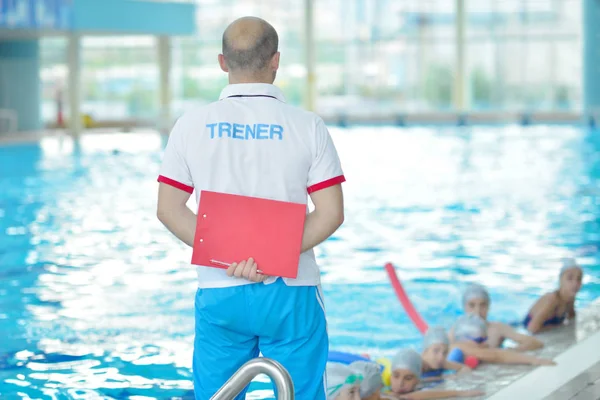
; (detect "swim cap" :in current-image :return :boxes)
[560,257,582,276]
[326,363,361,400]
[350,361,383,398]
[452,314,488,342]
[391,349,422,379]
[462,283,490,306]
[423,326,450,350]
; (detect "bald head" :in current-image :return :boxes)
[222,17,279,74]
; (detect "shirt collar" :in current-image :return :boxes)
[218,83,287,103]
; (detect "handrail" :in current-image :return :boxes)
[210,357,295,400]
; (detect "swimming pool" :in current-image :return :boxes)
[0,126,599,398]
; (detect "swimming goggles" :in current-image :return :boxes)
[327,373,363,397]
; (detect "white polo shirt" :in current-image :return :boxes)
[158,83,345,289]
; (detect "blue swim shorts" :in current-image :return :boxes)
[193,279,328,399]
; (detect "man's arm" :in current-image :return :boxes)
[224,185,343,282]
[301,184,344,252]
[156,183,196,247]
[498,323,544,351]
[157,187,267,283]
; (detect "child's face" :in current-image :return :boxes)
[336,384,361,400]
[560,268,583,299]
[464,297,489,320]
[390,368,419,394]
[422,343,449,369]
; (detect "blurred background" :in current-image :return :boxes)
[1,1,600,399]
[0,0,593,133]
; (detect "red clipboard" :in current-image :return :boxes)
[191,190,307,279]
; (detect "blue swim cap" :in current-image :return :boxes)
[452,314,488,342]
[350,361,383,398]
[423,326,450,350]
[326,363,361,400]
[391,348,422,379]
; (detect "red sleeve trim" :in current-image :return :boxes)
[307,175,346,194]
[157,175,194,194]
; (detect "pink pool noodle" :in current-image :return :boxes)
[385,262,429,334]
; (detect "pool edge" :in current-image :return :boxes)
[487,328,600,399]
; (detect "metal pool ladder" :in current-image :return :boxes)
[210,358,295,400]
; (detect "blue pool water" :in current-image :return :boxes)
[0,126,599,399]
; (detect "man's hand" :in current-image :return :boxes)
[226,258,268,283]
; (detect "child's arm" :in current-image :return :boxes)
[498,323,544,351]
[443,360,472,374]
[393,389,484,399]
[457,344,555,366]
[567,300,576,319]
[421,376,445,382]
[526,294,558,334]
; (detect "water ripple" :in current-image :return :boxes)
[0,127,599,398]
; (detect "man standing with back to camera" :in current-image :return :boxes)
[156,17,346,399]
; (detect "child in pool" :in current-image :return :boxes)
[327,362,362,400]
[421,327,471,380]
[459,283,543,351]
[450,314,556,366]
[524,258,583,334]
[350,361,384,400]
[385,349,484,399]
